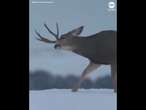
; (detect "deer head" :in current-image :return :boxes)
[35,23,84,51]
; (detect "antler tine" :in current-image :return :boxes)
[44,23,58,40]
[56,22,59,39]
[35,30,56,43]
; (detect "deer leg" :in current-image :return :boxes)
[111,64,117,93]
[72,62,101,92]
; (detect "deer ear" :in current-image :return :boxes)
[68,26,84,36]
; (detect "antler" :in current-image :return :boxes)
[35,23,60,43]
[44,23,59,40]
[35,30,56,43]
[56,22,59,38]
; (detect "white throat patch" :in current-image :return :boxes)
[61,46,75,51]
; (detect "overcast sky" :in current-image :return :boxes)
[29,0,117,78]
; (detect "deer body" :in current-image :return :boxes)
[70,31,116,65]
[35,24,117,92]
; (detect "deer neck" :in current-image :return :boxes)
[72,36,94,57]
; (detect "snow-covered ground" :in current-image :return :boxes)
[29,89,117,110]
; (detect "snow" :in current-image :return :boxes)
[29,89,117,110]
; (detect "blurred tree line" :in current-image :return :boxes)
[29,70,113,90]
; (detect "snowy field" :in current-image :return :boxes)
[29,89,117,110]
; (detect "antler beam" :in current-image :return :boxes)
[56,22,59,38]
[44,23,59,40]
[35,30,56,43]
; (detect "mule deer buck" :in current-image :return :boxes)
[35,23,117,92]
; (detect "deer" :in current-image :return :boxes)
[35,23,117,92]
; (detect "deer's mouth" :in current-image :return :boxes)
[54,44,61,49]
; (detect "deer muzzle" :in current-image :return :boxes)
[54,44,61,49]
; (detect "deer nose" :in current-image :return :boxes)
[54,44,61,49]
